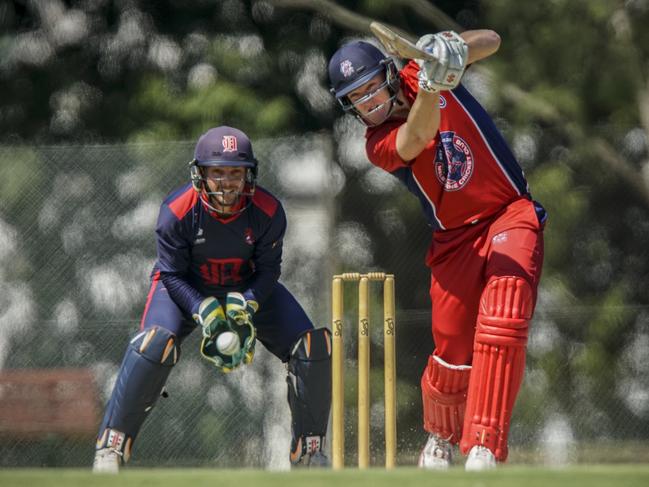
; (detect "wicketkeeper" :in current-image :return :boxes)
[93,126,331,472]
[328,29,546,470]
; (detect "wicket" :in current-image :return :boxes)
[331,272,396,469]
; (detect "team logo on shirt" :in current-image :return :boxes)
[439,95,447,108]
[194,226,205,245]
[244,228,255,245]
[434,131,474,191]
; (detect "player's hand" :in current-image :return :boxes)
[225,292,257,366]
[225,292,259,326]
[195,296,257,373]
[194,296,229,340]
[199,322,256,373]
[416,31,468,92]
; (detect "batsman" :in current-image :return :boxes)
[93,126,331,472]
[328,28,545,470]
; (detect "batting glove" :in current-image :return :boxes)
[416,31,468,92]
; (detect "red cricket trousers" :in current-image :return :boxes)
[427,197,544,365]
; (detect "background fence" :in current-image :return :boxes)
[1,134,648,469]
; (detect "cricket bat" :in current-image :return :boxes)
[370,21,438,62]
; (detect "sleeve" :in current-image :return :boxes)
[155,203,204,316]
[365,122,410,172]
[364,60,428,172]
[245,203,287,305]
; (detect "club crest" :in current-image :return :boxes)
[222,135,238,152]
[340,59,355,78]
[434,131,474,191]
[244,228,255,245]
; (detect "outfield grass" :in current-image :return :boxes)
[2,465,649,487]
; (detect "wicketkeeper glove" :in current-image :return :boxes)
[225,292,258,366]
[415,31,468,93]
[194,296,256,373]
[194,296,229,340]
[199,326,256,373]
[225,292,259,326]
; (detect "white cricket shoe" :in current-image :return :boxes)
[418,434,452,470]
[465,445,496,471]
[92,448,121,474]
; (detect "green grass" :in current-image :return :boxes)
[2,466,649,487]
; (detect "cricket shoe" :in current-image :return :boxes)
[418,433,452,470]
[291,450,330,468]
[290,436,330,468]
[92,448,121,474]
[305,451,330,467]
[465,445,496,471]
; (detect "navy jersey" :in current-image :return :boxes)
[153,183,286,316]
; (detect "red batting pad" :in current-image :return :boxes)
[460,276,533,461]
[421,355,471,444]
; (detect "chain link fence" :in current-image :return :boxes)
[1,133,648,469]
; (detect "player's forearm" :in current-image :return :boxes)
[461,29,501,64]
[247,266,281,305]
[247,245,282,305]
[160,272,204,315]
[395,90,440,161]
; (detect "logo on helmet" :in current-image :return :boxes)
[222,135,238,152]
[340,59,355,78]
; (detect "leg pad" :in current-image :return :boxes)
[421,354,471,444]
[460,276,533,461]
[96,326,180,461]
[287,328,332,464]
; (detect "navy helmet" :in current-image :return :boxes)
[193,126,258,171]
[328,41,400,124]
[190,126,257,213]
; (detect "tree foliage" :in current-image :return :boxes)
[1,0,649,459]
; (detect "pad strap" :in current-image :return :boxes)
[421,354,471,444]
[460,276,533,461]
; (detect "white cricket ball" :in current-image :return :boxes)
[216,331,241,356]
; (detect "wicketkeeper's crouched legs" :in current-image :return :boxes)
[286,328,332,466]
[460,276,533,462]
[95,326,179,468]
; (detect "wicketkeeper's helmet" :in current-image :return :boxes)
[189,126,258,213]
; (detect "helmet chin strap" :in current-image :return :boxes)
[191,165,256,216]
[200,191,249,216]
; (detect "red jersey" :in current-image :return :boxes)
[366,61,530,231]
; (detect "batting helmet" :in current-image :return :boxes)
[328,41,400,123]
